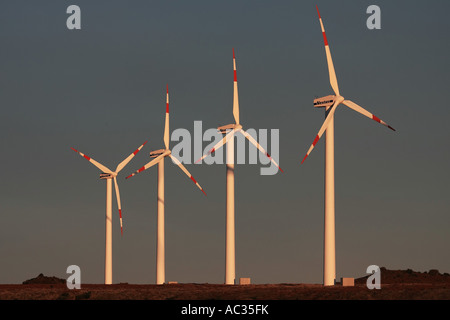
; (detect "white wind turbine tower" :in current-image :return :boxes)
[196,49,283,285]
[301,6,396,286]
[126,84,206,285]
[71,141,147,284]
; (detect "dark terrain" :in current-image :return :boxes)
[1,267,449,300]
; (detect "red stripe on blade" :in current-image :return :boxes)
[316,5,321,19]
[83,154,91,161]
[372,115,381,123]
[312,135,320,146]
[166,103,169,113]
[301,154,308,164]
[322,32,328,46]
[134,141,147,154]
[138,166,145,173]
[190,176,197,184]
[234,70,237,82]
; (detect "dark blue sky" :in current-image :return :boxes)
[1,0,449,284]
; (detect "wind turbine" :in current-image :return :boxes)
[126,84,206,285]
[301,6,396,286]
[196,49,283,285]
[71,141,147,284]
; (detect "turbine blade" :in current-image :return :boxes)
[301,102,339,164]
[238,129,284,173]
[170,154,206,196]
[232,48,240,125]
[342,100,396,131]
[115,141,148,173]
[164,84,170,149]
[195,128,236,164]
[126,153,165,179]
[316,5,340,96]
[71,148,113,174]
[113,177,123,236]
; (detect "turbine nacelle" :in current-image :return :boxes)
[99,172,117,180]
[150,149,170,158]
[217,124,242,134]
[314,95,336,108]
[313,95,345,109]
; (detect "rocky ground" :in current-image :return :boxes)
[1,282,450,300]
[0,267,449,300]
